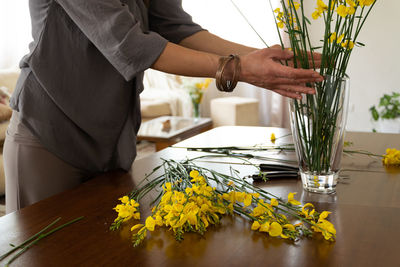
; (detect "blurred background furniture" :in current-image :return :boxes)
[0,68,18,197]
[137,116,212,151]
[210,96,259,127]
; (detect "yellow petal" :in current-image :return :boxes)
[259,222,270,232]
[319,211,331,220]
[251,221,261,231]
[270,133,276,142]
[119,196,129,204]
[190,170,199,178]
[145,216,156,231]
[283,224,295,231]
[268,222,283,237]
[131,224,144,232]
[244,194,253,207]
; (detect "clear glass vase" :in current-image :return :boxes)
[192,102,200,119]
[289,74,350,194]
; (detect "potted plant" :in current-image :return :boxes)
[370,92,400,133]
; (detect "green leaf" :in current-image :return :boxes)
[356,42,365,47]
[304,17,311,24]
[311,46,323,50]
[369,106,379,121]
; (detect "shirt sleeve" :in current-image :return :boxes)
[148,0,205,44]
[55,0,168,81]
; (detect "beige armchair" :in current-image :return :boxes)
[0,69,19,196]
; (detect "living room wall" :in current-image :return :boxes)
[302,1,400,132]
[184,0,400,132]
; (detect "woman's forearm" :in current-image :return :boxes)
[151,42,219,78]
[179,30,258,56]
[151,41,323,99]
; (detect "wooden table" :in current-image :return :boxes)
[0,126,399,267]
[137,116,212,151]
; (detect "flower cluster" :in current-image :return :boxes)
[312,0,375,20]
[130,170,232,246]
[329,32,354,50]
[110,196,140,230]
[187,78,211,105]
[111,165,336,247]
[311,0,375,52]
[274,3,299,30]
[382,148,400,166]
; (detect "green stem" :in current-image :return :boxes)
[4,217,84,267]
[0,218,62,262]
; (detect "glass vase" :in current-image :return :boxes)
[289,74,350,194]
[192,102,200,119]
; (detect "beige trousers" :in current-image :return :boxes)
[4,112,90,214]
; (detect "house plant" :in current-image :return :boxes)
[370,91,400,133]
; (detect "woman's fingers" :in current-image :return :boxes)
[274,63,323,81]
[269,77,319,85]
[265,47,294,61]
[272,89,302,99]
[272,84,315,94]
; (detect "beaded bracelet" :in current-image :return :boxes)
[215,54,241,92]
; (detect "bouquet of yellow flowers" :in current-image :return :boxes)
[186,78,212,118]
[269,0,377,193]
[111,158,336,247]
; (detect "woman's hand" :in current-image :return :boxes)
[240,45,323,99]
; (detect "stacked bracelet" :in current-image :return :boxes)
[215,54,241,92]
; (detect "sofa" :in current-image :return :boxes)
[0,69,18,196]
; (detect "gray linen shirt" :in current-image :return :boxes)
[11,0,203,172]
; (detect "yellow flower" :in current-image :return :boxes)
[382,148,400,166]
[270,133,276,143]
[341,40,354,50]
[119,196,129,204]
[185,187,193,196]
[268,222,283,237]
[259,222,270,232]
[243,193,253,207]
[163,182,172,192]
[270,198,279,207]
[145,216,156,231]
[347,6,356,15]
[346,0,356,7]
[329,32,337,43]
[287,192,301,206]
[312,10,321,20]
[227,181,235,187]
[155,215,163,226]
[235,192,246,203]
[288,0,300,10]
[195,78,212,90]
[131,224,144,232]
[190,170,200,178]
[301,203,315,219]
[251,221,261,230]
[319,211,331,220]
[311,211,336,241]
[337,5,348,17]
[317,0,328,12]
[283,224,295,231]
[337,33,345,44]
[358,0,375,7]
